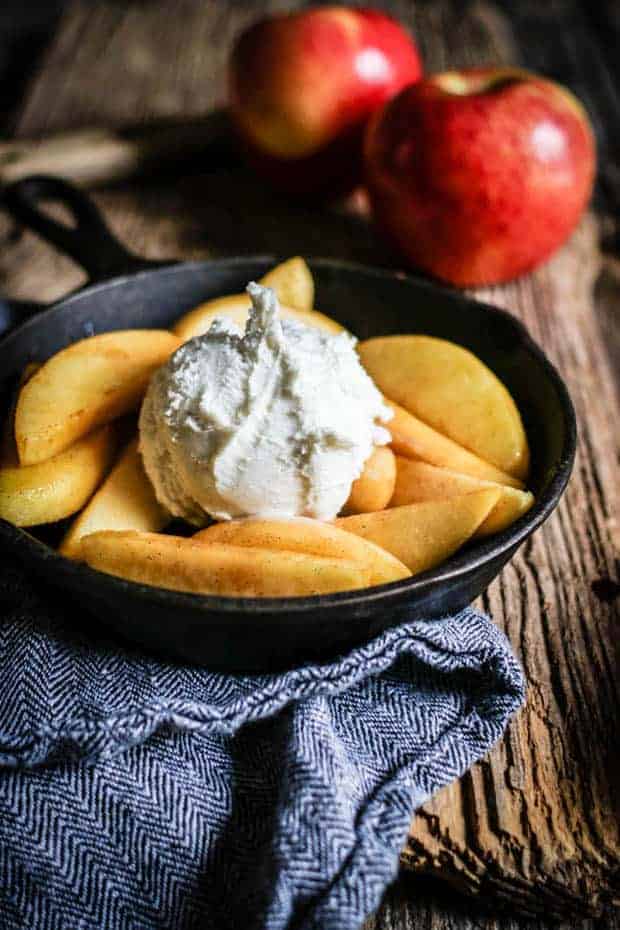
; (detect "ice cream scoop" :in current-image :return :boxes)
[139,283,392,524]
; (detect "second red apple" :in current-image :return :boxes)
[230,7,422,196]
[364,68,595,285]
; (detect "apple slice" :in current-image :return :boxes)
[0,424,116,527]
[386,401,524,490]
[173,294,343,342]
[335,488,500,574]
[342,446,396,515]
[258,257,314,311]
[391,457,534,537]
[194,516,410,585]
[358,335,529,479]
[15,329,180,466]
[81,530,374,597]
[60,438,169,560]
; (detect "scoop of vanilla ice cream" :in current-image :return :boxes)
[139,282,392,524]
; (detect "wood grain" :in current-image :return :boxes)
[402,212,619,918]
[368,877,620,930]
[0,1,618,926]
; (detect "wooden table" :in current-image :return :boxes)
[0,2,618,929]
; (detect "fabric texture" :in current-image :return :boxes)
[0,554,525,930]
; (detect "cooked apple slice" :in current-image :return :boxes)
[81,530,374,597]
[173,294,343,342]
[60,438,169,559]
[343,446,397,515]
[15,330,180,466]
[391,457,534,537]
[386,401,524,490]
[0,424,116,527]
[194,516,410,585]
[258,256,314,311]
[359,335,529,479]
[335,489,500,575]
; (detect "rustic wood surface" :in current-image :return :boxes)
[0,2,617,928]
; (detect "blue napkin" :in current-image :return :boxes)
[0,554,525,930]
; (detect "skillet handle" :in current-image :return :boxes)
[2,175,162,282]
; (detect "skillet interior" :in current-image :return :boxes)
[0,258,575,669]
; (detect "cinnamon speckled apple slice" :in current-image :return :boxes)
[335,488,501,575]
[342,446,396,515]
[258,257,314,311]
[194,516,410,585]
[359,336,529,480]
[173,256,342,342]
[0,424,116,527]
[15,330,180,466]
[391,457,534,537]
[81,530,375,597]
[386,402,524,490]
[173,294,343,342]
[60,438,169,560]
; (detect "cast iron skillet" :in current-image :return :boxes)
[0,175,576,671]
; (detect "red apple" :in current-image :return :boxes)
[229,6,422,196]
[364,68,596,285]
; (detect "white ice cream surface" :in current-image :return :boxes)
[139,283,392,524]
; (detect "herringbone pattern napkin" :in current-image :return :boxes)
[0,554,524,930]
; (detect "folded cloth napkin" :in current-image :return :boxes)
[0,554,525,930]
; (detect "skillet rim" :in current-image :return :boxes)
[0,256,577,617]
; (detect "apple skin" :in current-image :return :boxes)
[229,6,422,197]
[364,68,596,285]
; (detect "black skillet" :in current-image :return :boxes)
[0,175,576,672]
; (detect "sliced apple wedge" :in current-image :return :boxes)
[194,516,410,585]
[386,401,524,490]
[343,446,396,515]
[0,424,116,527]
[335,489,501,575]
[173,294,343,342]
[15,330,180,466]
[359,335,529,479]
[258,256,314,311]
[60,439,169,559]
[391,457,534,537]
[81,530,374,597]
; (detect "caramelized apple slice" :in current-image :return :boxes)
[0,424,116,527]
[195,516,410,585]
[335,489,500,574]
[391,457,534,537]
[258,256,314,311]
[343,446,396,515]
[173,294,343,342]
[15,330,180,465]
[386,402,524,490]
[81,530,373,597]
[358,335,529,479]
[60,439,169,559]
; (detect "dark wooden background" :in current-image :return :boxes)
[1,0,617,243]
[0,3,617,930]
